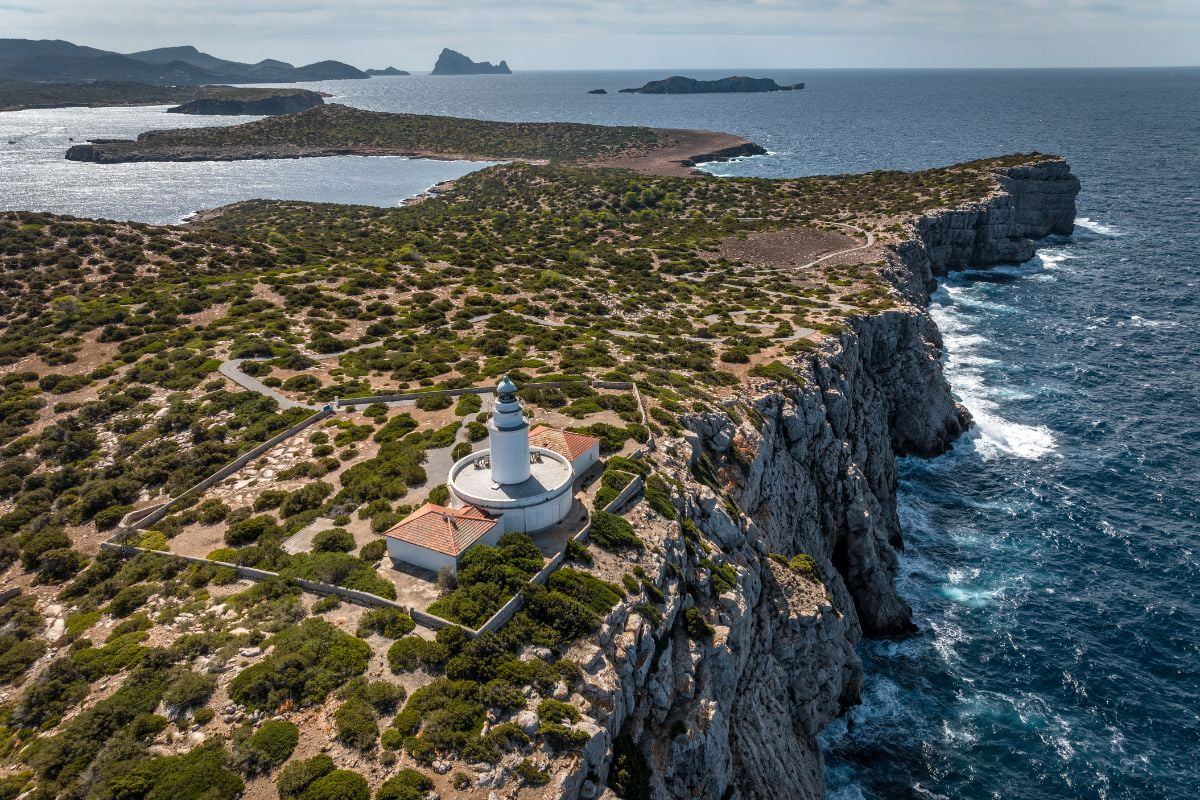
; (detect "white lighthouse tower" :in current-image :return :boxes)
[487,375,531,485]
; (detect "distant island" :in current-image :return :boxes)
[620,75,805,94]
[588,88,608,94]
[430,48,511,75]
[63,102,764,176]
[167,89,324,116]
[0,80,326,113]
[365,67,410,76]
[0,39,368,84]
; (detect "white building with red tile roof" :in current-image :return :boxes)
[382,502,501,574]
[529,425,600,474]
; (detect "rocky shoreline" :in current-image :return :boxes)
[552,159,1078,799]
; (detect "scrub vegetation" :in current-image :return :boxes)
[0,146,1053,797]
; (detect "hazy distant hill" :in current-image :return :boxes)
[0,39,368,85]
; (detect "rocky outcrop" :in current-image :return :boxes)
[166,91,324,116]
[620,76,804,94]
[430,48,511,75]
[559,159,1078,800]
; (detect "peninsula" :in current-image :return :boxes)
[167,89,325,116]
[2,92,1078,800]
[621,75,805,94]
[63,102,766,175]
[0,80,327,113]
[430,47,511,75]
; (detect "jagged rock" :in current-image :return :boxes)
[513,710,539,735]
[431,48,511,75]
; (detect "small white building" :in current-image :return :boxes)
[382,502,500,574]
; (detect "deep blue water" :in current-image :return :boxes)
[3,67,1199,799]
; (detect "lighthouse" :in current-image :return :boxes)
[487,375,531,485]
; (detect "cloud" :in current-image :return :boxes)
[0,0,1197,68]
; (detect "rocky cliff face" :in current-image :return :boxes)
[557,159,1079,800]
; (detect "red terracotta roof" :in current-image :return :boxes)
[382,503,497,557]
[529,425,600,463]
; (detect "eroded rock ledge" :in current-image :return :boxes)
[555,159,1078,800]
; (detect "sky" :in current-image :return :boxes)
[1,0,1197,70]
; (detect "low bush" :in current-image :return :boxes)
[234,719,299,772]
[358,607,416,639]
[278,754,335,800]
[312,527,355,553]
[300,769,369,800]
[334,697,378,750]
[588,511,642,550]
[376,768,433,800]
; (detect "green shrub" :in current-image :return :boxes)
[564,539,592,565]
[357,607,416,639]
[334,697,378,750]
[225,514,283,546]
[235,719,299,772]
[107,584,155,617]
[643,475,676,520]
[313,594,341,612]
[229,618,370,709]
[588,511,642,550]
[193,707,215,725]
[427,484,450,505]
[93,740,243,800]
[414,392,452,411]
[514,759,550,786]
[254,490,288,511]
[547,568,623,614]
[593,486,618,510]
[312,527,355,553]
[278,754,335,800]
[301,769,369,800]
[538,721,589,751]
[376,768,433,800]
[359,539,387,562]
[787,553,822,583]
[454,394,482,416]
[451,441,472,461]
[537,698,580,724]
[162,671,217,713]
[388,636,448,673]
[683,607,714,639]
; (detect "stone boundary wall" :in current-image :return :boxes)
[118,407,334,536]
[472,471,646,635]
[99,378,655,636]
[334,379,590,407]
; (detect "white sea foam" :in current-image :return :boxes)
[930,301,1058,461]
[1038,249,1077,270]
[1075,216,1122,236]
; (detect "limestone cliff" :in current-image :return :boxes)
[555,159,1079,800]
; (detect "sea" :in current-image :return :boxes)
[2,67,1198,799]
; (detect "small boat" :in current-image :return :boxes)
[6,140,15,145]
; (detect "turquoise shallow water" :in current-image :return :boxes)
[3,66,1198,799]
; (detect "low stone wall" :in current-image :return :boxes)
[121,407,333,537]
[471,471,644,636]
[335,379,591,407]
